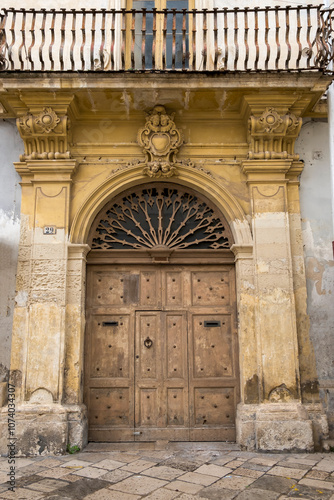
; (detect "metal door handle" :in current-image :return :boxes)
[144,337,153,349]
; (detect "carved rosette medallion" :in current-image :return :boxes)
[16,107,70,161]
[34,107,60,133]
[258,107,283,133]
[248,107,302,160]
[137,105,184,178]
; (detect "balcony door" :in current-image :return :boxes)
[126,0,190,69]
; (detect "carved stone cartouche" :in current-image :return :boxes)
[137,105,184,178]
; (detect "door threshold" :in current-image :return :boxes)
[84,441,241,452]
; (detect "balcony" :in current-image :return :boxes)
[0,6,333,73]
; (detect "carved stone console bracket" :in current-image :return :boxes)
[136,105,188,178]
[17,107,71,161]
[248,107,302,160]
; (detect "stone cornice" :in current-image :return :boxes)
[241,159,294,183]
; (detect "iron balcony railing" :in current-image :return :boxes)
[0,6,333,73]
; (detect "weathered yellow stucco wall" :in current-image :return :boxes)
[0,72,331,454]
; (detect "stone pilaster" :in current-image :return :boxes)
[230,244,257,405]
[235,103,327,451]
[0,96,87,455]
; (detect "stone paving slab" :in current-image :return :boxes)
[267,465,307,480]
[165,480,204,494]
[0,444,334,499]
[99,469,134,483]
[108,475,168,495]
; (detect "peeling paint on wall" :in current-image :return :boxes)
[0,119,24,389]
[0,210,20,382]
[296,119,334,438]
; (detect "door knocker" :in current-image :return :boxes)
[144,337,153,349]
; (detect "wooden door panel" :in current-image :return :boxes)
[89,387,132,427]
[166,313,186,379]
[191,314,233,379]
[167,388,187,426]
[90,315,131,379]
[86,313,135,442]
[136,312,160,380]
[135,312,162,431]
[138,388,159,426]
[190,387,237,442]
[191,270,231,306]
[164,312,189,431]
[89,268,161,308]
[140,270,161,307]
[92,271,140,306]
[193,387,235,426]
[165,271,183,307]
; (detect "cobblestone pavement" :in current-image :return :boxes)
[1,442,334,499]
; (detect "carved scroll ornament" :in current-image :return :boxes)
[16,107,71,161]
[248,107,302,160]
[137,105,185,178]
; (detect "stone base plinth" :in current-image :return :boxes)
[237,402,328,452]
[0,403,87,456]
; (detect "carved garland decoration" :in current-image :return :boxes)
[90,186,231,251]
[137,105,187,178]
[16,107,70,161]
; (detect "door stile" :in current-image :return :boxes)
[134,310,163,440]
[163,310,190,441]
[134,309,190,441]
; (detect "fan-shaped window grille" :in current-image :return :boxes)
[89,185,232,251]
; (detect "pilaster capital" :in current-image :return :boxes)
[67,243,91,260]
[230,244,253,261]
[16,107,72,162]
[247,107,302,161]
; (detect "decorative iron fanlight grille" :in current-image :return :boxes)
[90,186,231,250]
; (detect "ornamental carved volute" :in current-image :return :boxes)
[137,105,184,178]
[16,107,71,161]
[248,107,302,160]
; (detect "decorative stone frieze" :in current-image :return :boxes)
[137,105,184,178]
[248,107,302,160]
[16,107,71,161]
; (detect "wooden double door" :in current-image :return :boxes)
[85,264,239,442]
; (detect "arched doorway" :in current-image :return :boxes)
[84,183,239,442]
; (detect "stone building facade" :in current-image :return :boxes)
[0,1,333,455]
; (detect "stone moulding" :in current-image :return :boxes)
[248,107,302,160]
[70,161,251,246]
[137,105,187,178]
[16,107,71,161]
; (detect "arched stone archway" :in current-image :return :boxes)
[65,166,254,446]
[83,181,243,442]
[70,163,252,247]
